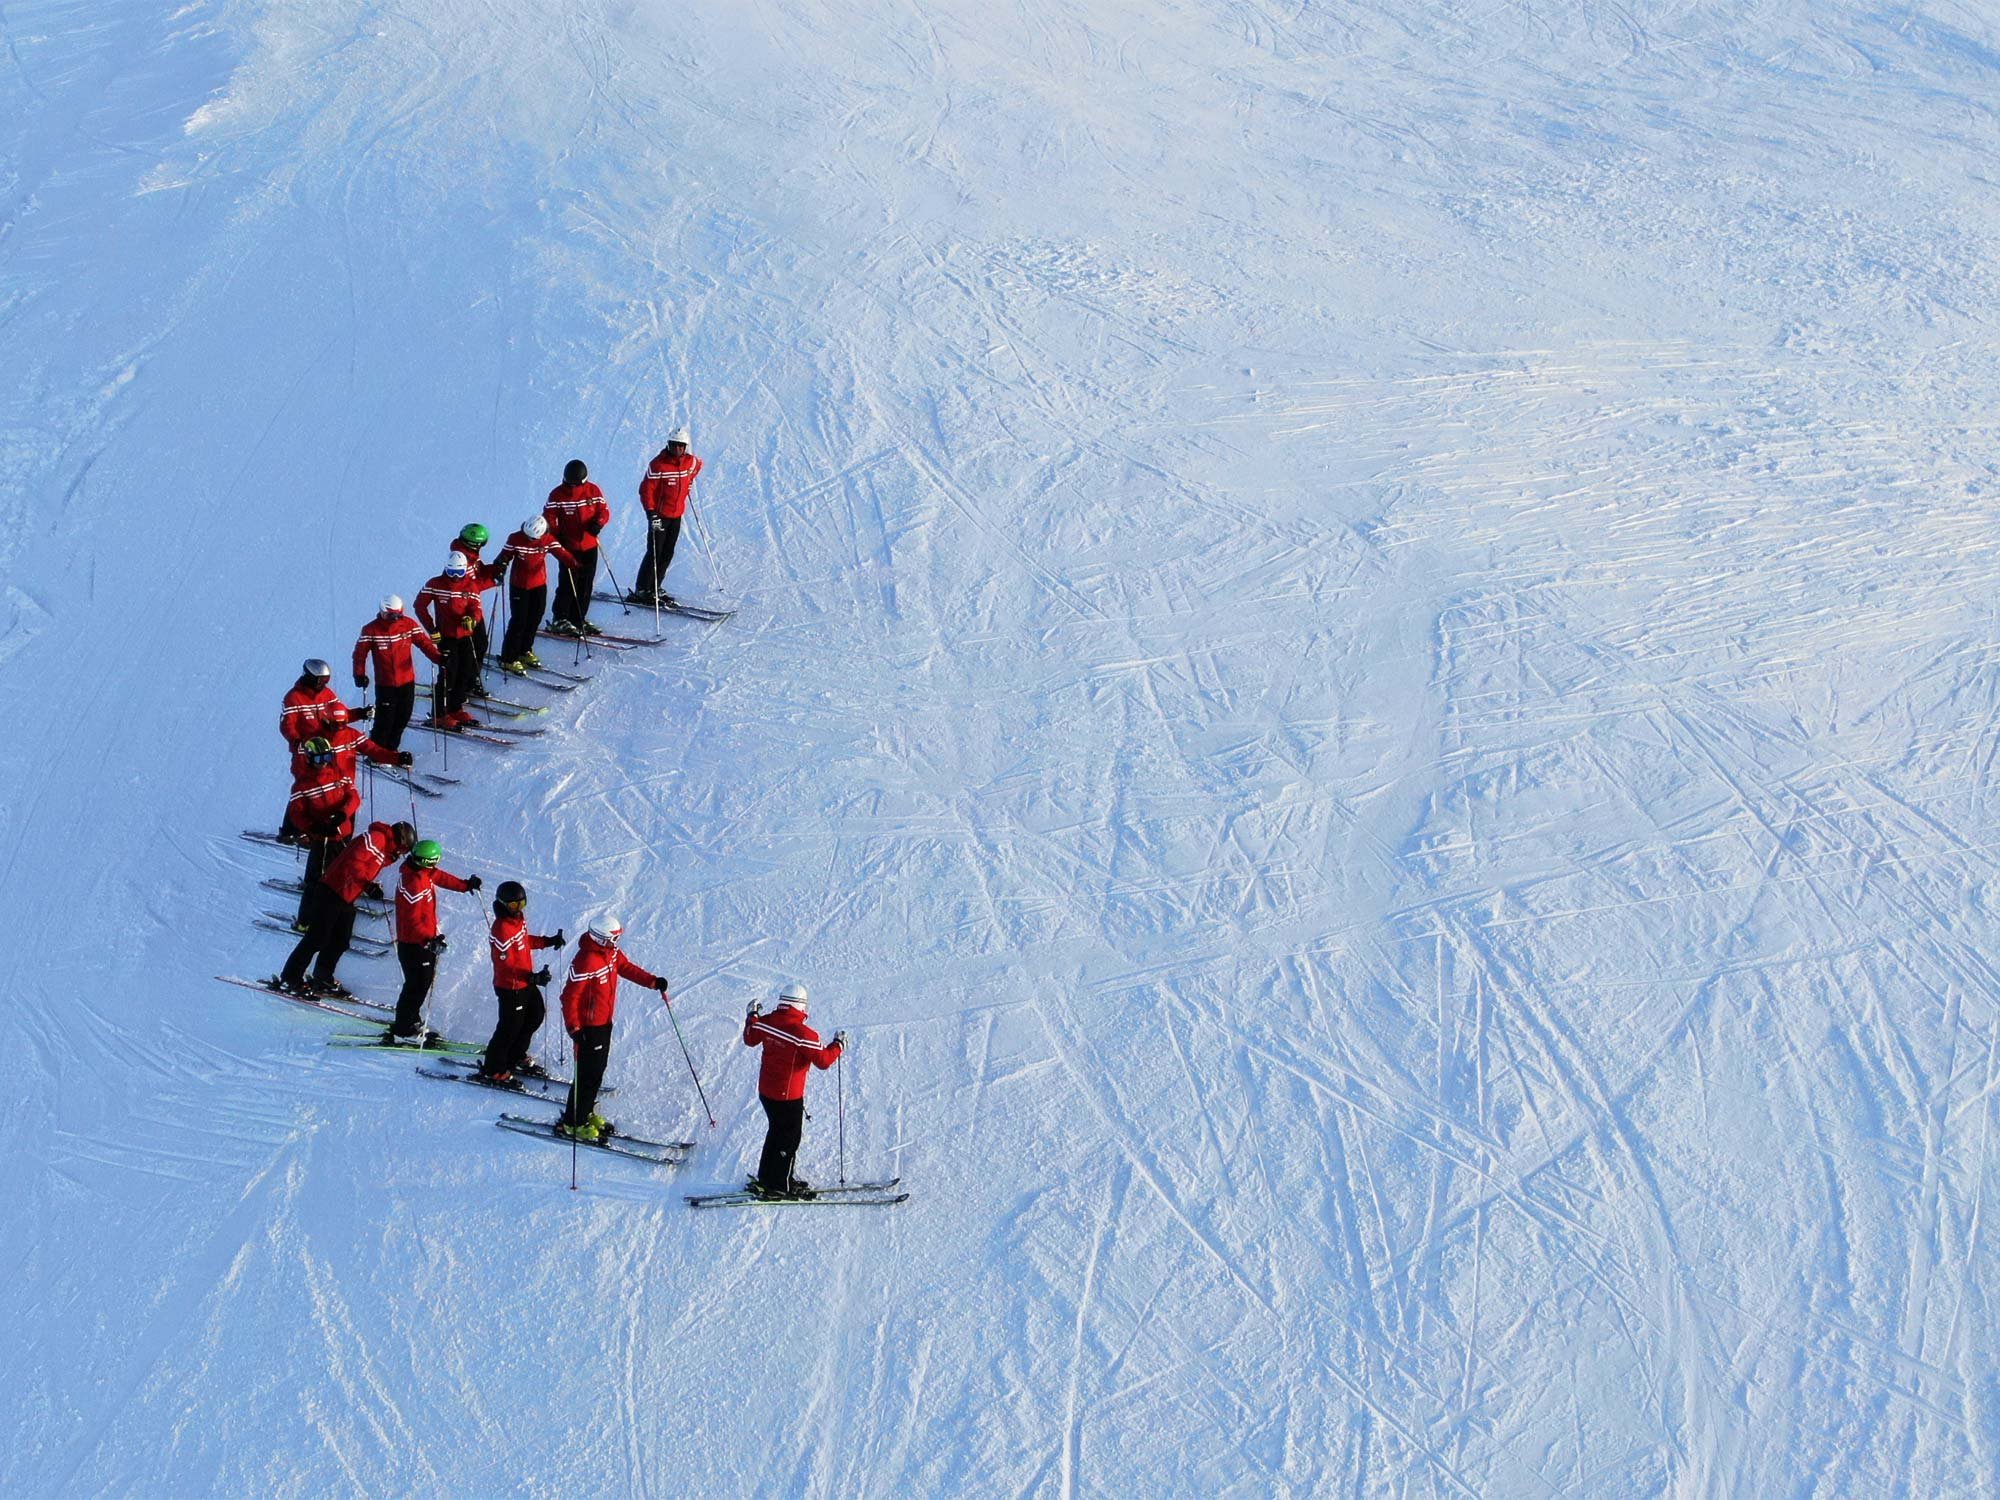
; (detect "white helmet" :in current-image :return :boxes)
[668,426,691,446]
[777,982,808,1009]
[588,915,624,945]
[525,515,549,539]
[379,593,404,614]
[444,551,469,577]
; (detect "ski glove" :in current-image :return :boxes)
[531,966,552,985]
[352,705,374,721]
[364,882,386,901]
[746,1000,762,1019]
[832,1031,848,1047]
[584,517,604,536]
[355,672,369,689]
[551,929,565,946]
[395,752,415,767]
[654,976,671,992]
[465,875,483,892]
[426,936,447,955]
[650,514,665,532]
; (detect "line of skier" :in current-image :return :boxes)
[263,435,846,1198]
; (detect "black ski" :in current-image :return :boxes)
[594,590,735,622]
[420,720,517,748]
[539,628,637,652]
[374,769,445,798]
[255,914,392,954]
[258,877,388,914]
[468,690,549,716]
[490,653,592,686]
[328,1028,482,1055]
[415,1064,576,1104]
[686,1179,907,1209]
[494,1113,693,1164]
[216,974,392,1021]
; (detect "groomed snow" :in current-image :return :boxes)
[7,1,2000,1493]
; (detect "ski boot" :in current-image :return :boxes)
[785,1178,816,1201]
[556,1118,602,1143]
[307,977,355,999]
[498,658,529,677]
[579,620,604,636]
[522,650,543,667]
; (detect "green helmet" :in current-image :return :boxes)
[459,523,489,548]
[301,736,333,763]
[411,839,442,867]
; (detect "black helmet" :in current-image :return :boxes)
[302,736,333,766]
[495,880,527,909]
[562,459,588,485]
[390,820,417,852]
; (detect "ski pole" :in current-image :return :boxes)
[837,1045,847,1186]
[598,545,632,615]
[567,1024,580,1191]
[687,497,722,591]
[662,994,716,1128]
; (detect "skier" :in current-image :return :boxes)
[493,515,575,673]
[352,595,442,752]
[387,838,482,1043]
[479,880,564,1082]
[278,819,417,996]
[544,459,610,636]
[280,736,359,926]
[630,426,701,603]
[415,552,487,728]
[742,984,845,1199]
[279,658,346,748]
[446,523,497,695]
[556,915,671,1141]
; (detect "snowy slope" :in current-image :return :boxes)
[8,0,2000,1493]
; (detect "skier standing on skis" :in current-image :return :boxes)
[353,595,442,752]
[630,427,700,604]
[544,459,610,636]
[493,515,575,673]
[557,915,670,1141]
[743,984,844,1199]
[415,552,486,728]
[282,709,408,925]
[389,838,482,1044]
[445,523,498,695]
[479,880,564,1082]
[279,819,416,997]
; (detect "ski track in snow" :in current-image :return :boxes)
[6,0,2000,1493]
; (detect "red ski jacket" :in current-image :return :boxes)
[744,1006,841,1102]
[489,913,563,989]
[495,527,577,592]
[639,451,702,520]
[395,861,473,944]
[415,572,484,639]
[291,724,400,781]
[353,613,443,688]
[544,481,609,554]
[280,681,341,747]
[324,822,403,905]
[559,934,659,1031]
[284,760,359,840]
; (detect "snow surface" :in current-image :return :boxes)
[8,0,2000,1493]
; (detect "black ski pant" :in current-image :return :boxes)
[392,940,439,1036]
[633,516,681,595]
[483,981,545,1076]
[295,836,335,926]
[372,682,417,752]
[563,1023,613,1126]
[756,1095,807,1191]
[500,584,545,663]
[282,886,357,988]
[433,635,477,717]
[551,551,599,629]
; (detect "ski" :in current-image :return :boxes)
[491,653,592,686]
[419,720,517,748]
[374,769,445,798]
[594,590,735,623]
[258,877,389,914]
[241,829,303,850]
[463,718,546,739]
[415,1064,573,1104]
[215,974,392,1021]
[467,690,549,716]
[539,628,636,652]
[685,1180,908,1209]
[494,1113,693,1164]
[328,1028,482,1055]
[426,1055,600,1091]
[255,915,392,955]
